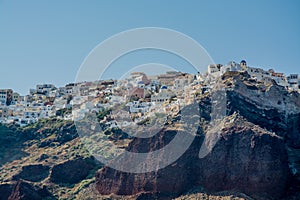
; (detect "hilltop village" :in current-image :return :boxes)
[0,60,299,127]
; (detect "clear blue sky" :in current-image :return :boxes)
[0,0,299,95]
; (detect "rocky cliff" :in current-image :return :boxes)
[224,71,300,148]
[96,114,289,199]
[95,72,300,200]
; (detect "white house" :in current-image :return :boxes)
[0,89,13,106]
[126,101,153,113]
[126,72,150,87]
[151,90,174,103]
[246,66,270,81]
[221,61,243,74]
[287,74,299,91]
[173,77,189,90]
[36,84,56,96]
[287,74,299,84]
[208,64,221,74]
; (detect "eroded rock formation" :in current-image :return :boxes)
[95,72,299,199]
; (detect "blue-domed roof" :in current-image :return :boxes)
[137,81,144,84]
[240,60,247,64]
[160,85,168,89]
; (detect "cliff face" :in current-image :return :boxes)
[96,114,290,199]
[224,71,300,148]
[95,72,299,199]
[196,119,289,198]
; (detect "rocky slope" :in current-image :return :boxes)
[95,72,300,200]
[0,119,102,200]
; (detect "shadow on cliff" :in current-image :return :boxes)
[0,125,29,167]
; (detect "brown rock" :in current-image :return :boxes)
[12,164,50,182]
[95,115,289,199]
[50,157,96,184]
[7,181,52,200]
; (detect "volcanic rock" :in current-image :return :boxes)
[50,157,96,184]
[96,114,289,199]
[6,181,52,200]
[12,164,50,182]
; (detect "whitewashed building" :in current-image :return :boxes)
[208,64,221,74]
[287,74,299,91]
[221,61,243,74]
[151,90,174,103]
[246,67,270,81]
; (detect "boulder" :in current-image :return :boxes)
[7,181,52,200]
[12,164,50,182]
[50,157,96,185]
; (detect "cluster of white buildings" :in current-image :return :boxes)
[0,81,111,126]
[1,61,299,127]
[0,99,55,126]
[208,60,300,91]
